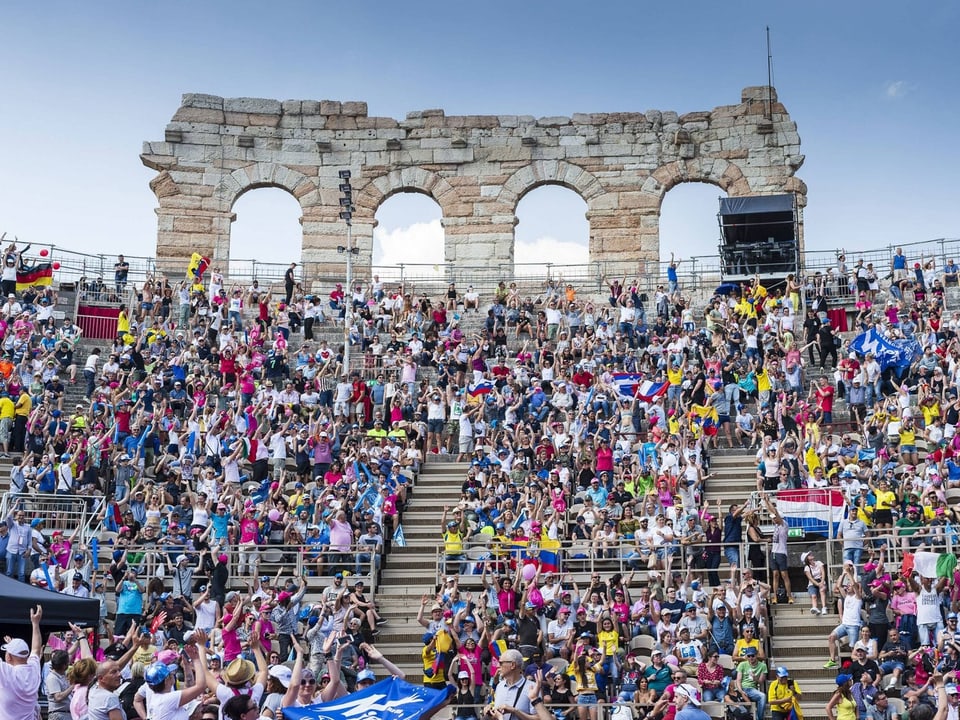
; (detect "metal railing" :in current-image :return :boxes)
[0,492,105,539]
[92,539,380,593]
[435,537,750,586]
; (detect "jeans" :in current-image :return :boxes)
[843,547,864,566]
[5,551,26,582]
[743,687,766,719]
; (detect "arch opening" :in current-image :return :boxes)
[372,191,444,282]
[229,186,303,277]
[514,184,589,276]
[658,181,725,265]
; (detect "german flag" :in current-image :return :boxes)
[16,261,53,290]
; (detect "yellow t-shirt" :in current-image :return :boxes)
[922,403,941,426]
[756,369,771,393]
[733,638,761,659]
[14,393,31,417]
[667,366,683,386]
[443,530,463,556]
[875,489,895,511]
[899,428,916,446]
[0,396,15,420]
[597,629,620,657]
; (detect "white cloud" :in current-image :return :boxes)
[515,235,589,275]
[885,80,909,99]
[373,219,445,276]
[373,223,590,279]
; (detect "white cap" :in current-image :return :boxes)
[2,638,29,658]
[175,554,188,565]
[675,684,700,706]
[268,664,293,685]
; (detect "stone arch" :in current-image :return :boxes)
[356,166,460,219]
[498,160,606,208]
[217,163,320,212]
[642,158,752,204]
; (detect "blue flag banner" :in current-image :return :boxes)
[393,524,406,548]
[283,677,452,720]
[848,329,902,370]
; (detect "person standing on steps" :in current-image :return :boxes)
[825,573,864,669]
[284,263,297,305]
[762,492,793,604]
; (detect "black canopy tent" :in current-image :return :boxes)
[718,193,798,278]
[0,573,100,640]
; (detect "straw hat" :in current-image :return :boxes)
[224,658,256,685]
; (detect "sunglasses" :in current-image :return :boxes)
[302,679,317,685]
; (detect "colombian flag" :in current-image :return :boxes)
[186,253,210,287]
[690,404,719,436]
[508,538,561,574]
[17,261,53,290]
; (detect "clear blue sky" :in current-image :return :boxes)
[1,1,958,271]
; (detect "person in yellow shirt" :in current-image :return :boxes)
[898,417,919,467]
[768,666,803,720]
[0,392,15,457]
[12,388,31,453]
[421,632,447,689]
[868,478,898,529]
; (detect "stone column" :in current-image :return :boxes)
[442,217,515,284]
[301,208,373,291]
[587,189,660,276]
[155,207,235,277]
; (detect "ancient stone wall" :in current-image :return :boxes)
[142,86,805,277]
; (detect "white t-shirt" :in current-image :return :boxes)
[918,586,941,625]
[146,689,191,720]
[0,653,40,720]
[841,594,864,627]
[215,683,264,719]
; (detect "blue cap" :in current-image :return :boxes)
[835,674,852,686]
[357,669,376,683]
[684,603,697,611]
[145,662,174,685]
[776,666,790,678]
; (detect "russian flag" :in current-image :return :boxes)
[468,380,494,396]
[774,488,846,536]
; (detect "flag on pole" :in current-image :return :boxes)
[16,260,53,290]
[774,488,846,536]
[635,379,669,401]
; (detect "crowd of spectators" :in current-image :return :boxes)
[0,243,959,720]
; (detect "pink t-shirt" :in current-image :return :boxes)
[222,613,242,661]
[240,518,260,545]
[329,520,353,552]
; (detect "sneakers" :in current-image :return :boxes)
[788,597,795,604]
[824,660,839,669]
[885,680,897,691]
[376,618,388,626]
[810,607,819,615]
[770,597,778,605]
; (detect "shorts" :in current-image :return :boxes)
[873,509,893,525]
[717,414,731,426]
[900,444,916,454]
[427,418,444,434]
[832,623,861,646]
[577,693,599,706]
[724,547,741,566]
[459,437,475,454]
[772,553,789,571]
[0,417,11,444]
[807,584,822,596]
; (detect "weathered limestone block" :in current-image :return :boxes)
[146,88,806,271]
